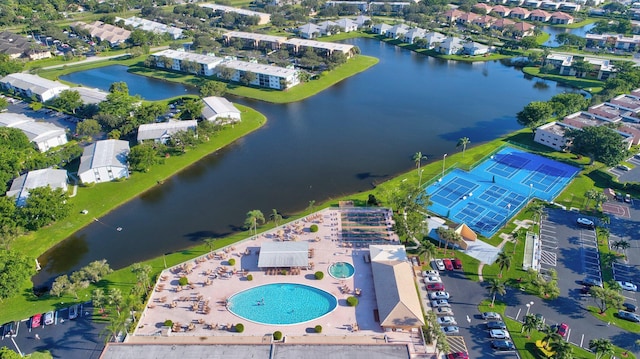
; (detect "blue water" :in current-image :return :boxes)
[329,262,355,279]
[227,283,338,325]
[542,23,596,47]
[426,147,579,237]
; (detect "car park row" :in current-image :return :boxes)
[2,305,82,339]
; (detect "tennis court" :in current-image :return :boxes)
[426,147,579,237]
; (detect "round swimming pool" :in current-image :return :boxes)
[329,261,355,279]
[227,283,337,325]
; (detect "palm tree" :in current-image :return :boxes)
[487,278,506,307]
[589,338,614,359]
[528,201,545,226]
[495,251,512,277]
[540,325,561,349]
[131,263,152,290]
[416,241,437,265]
[521,314,539,337]
[594,192,609,211]
[613,239,630,257]
[600,215,610,228]
[457,137,471,157]
[92,288,107,313]
[244,210,265,236]
[204,238,217,252]
[108,288,123,315]
[270,209,283,226]
[511,229,523,255]
[307,200,316,212]
[550,339,573,359]
[584,189,598,209]
[413,152,428,187]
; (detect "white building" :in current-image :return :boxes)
[199,4,271,25]
[0,73,69,102]
[533,121,575,150]
[78,139,130,184]
[119,17,184,40]
[6,168,68,206]
[219,60,300,90]
[151,50,224,76]
[0,113,67,152]
[201,97,242,124]
[137,120,198,144]
[74,87,109,105]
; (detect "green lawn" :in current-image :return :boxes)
[536,32,551,46]
[551,17,597,29]
[522,67,604,93]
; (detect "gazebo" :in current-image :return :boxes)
[257,242,309,270]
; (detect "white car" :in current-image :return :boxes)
[441,325,459,334]
[482,312,502,321]
[435,307,453,316]
[422,270,440,277]
[429,291,450,300]
[437,316,457,326]
[617,281,638,291]
[489,329,510,339]
[431,299,450,308]
[576,217,595,229]
[433,259,445,271]
[423,276,442,284]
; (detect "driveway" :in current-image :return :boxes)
[616,155,640,183]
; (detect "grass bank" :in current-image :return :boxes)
[522,67,605,93]
[12,105,266,257]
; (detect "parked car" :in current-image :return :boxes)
[492,340,516,351]
[617,165,631,171]
[427,283,445,291]
[489,329,510,339]
[482,312,502,321]
[423,276,442,284]
[581,277,603,287]
[431,299,451,308]
[422,270,439,277]
[1,323,11,337]
[486,321,507,330]
[556,323,569,337]
[433,259,445,271]
[623,303,637,312]
[436,307,454,315]
[437,316,457,326]
[446,352,469,359]
[617,281,638,291]
[625,194,632,203]
[442,326,459,335]
[443,258,454,271]
[580,286,592,294]
[31,314,42,329]
[576,217,595,229]
[44,311,54,326]
[452,258,462,269]
[429,291,450,300]
[617,310,640,323]
[69,305,79,320]
[616,192,624,202]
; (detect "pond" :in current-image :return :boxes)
[542,23,596,47]
[60,65,199,100]
[34,37,576,287]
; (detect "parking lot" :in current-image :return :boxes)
[2,303,106,359]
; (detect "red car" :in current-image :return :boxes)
[447,352,469,359]
[556,323,569,337]
[453,258,463,269]
[31,314,42,329]
[443,258,454,271]
[427,282,445,291]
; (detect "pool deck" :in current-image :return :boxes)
[132,208,431,355]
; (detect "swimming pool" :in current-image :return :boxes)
[329,262,355,279]
[227,283,338,325]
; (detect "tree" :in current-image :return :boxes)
[593,192,609,210]
[519,36,538,49]
[131,263,152,290]
[108,288,124,315]
[541,325,561,349]
[550,339,573,359]
[589,338,614,359]
[487,278,506,307]
[0,346,21,359]
[179,99,204,120]
[199,80,227,97]
[76,119,102,137]
[239,71,257,86]
[549,93,589,117]
[589,286,624,313]
[416,240,437,265]
[413,151,428,187]
[457,137,470,157]
[204,238,217,253]
[128,142,160,172]
[82,259,112,283]
[521,314,540,337]
[516,101,553,132]
[244,210,265,235]
[18,187,70,231]
[566,126,628,166]
[270,209,283,226]
[52,89,82,114]
[50,274,71,297]
[612,239,630,256]
[216,65,235,81]
[584,189,598,209]
[92,288,107,313]
[495,251,512,277]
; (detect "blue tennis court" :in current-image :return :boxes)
[426,147,579,238]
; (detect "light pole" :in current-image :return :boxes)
[529,183,534,201]
[442,153,447,179]
[525,301,534,316]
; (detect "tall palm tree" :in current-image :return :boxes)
[613,239,630,257]
[540,325,561,349]
[92,288,107,313]
[413,152,428,187]
[589,338,614,359]
[594,192,609,211]
[416,241,437,265]
[457,137,471,157]
[521,314,540,337]
[528,201,545,225]
[108,288,123,315]
[204,238,217,253]
[270,209,283,226]
[487,278,506,307]
[511,229,523,255]
[600,215,610,228]
[550,339,573,359]
[584,189,598,209]
[244,210,265,236]
[495,251,512,277]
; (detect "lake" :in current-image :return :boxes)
[60,65,199,100]
[34,37,574,286]
[542,23,596,47]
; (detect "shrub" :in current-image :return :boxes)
[310,224,319,232]
[164,320,173,327]
[235,323,244,333]
[347,296,359,307]
[247,274,253,281]
[178,276,189,286]
[273,331,283,340]
[228,258,236,266]
[314,325,322,333]
[315,271,324,280]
